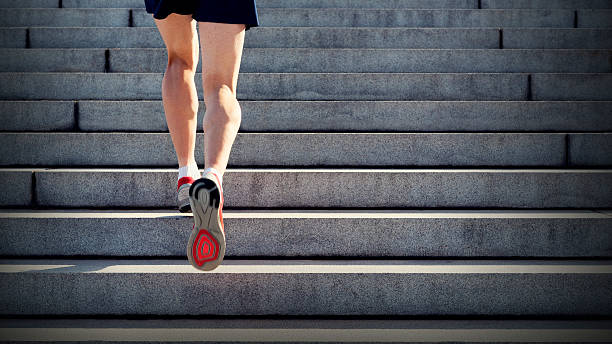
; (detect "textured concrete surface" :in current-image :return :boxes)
[0,0,610,327]
[0,73,528,101]
[4,0,612,10]
[7,27,610,50]
[0,28,25,48]
[0,259,611,315]
[0,132,566,167]
[2,318,612,330]
[0,0,57,7]
[74,100,612,132]
[1,210,610,257]
[17,168,612,208]
[503,28,612,48]
[4,47,610,74]
[108,48,612,73]
[0,8,576,28]
[0,319,611,343]
[61,0,478,9]
[61,0,143,7]
[0,48,106,73]
[26,27,499,49]
[0,101,74,131]
[281,8,574,27]
[244,27,499,49]
[131,8,576,28]
[0,8,130,27]
[531,73,612,100]
[569,133,612,166]
[28,27,164,49]
[0,170,31,206]
[482,0,612,9]
[578,9,612,27]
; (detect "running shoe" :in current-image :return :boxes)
[177,176,195,213]
[187,172,225,271]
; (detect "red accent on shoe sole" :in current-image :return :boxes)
[177,176,195,192]
[192,228,219,266]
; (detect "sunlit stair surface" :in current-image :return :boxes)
[0,0,611,342]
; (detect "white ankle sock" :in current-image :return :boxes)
[202,167,223,186]
[178,161,201,181]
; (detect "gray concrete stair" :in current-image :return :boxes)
[531,73,612,100]
[11,319,612,343]
[0,132,578,167]
[3,48,612,73]
[20,27,502,49]
[1,258,611,315]
[482,0,612,9]
[7,132,612,167]
[0,0,610,339]
[0,28,25,48]
[136,8,579,28]
[0,8,583,28]
[2,27,609,49]
[1,209,610,257]
[1,319,611,343]
[503,28,612,48]
[3,72,612,101]
[5,27,612,49]
[3,0,611,10]
[3,100,611,133]
[0,72,534,101]
[0,0,58,7]
[1,168,611,208]
[34,0,482,9]
[578,9,612,27]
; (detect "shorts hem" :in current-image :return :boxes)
[145,11,259,30]
[192,15,259,30]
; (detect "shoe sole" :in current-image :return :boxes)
[187,177,225,271]
[178,183,192,213]
[178,202,191,213]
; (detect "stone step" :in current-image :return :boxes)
[0,8,583,28]
[4,27,609,49]
[3,100,611,133]
[0,8,131,27]
[0,0,62,7]
[482,0,612,9]
[2,319,611,343]
[8,27,612,49]
[578,9,612,27]
[570,133,612,166]
[0,72,533,101]
[1,258,611,315]
[2,168,611,208]
[3,48,612,73]
[1,209,610,257]
[2,0,611,10]
[3,72,611,101]
[0,28,25,48]
[32,0,481,9]
[4,27,502,49]
[0,132,582,167]
[531,73,612,101]
[503,28,612,48]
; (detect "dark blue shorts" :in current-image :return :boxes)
[144,0,259,31]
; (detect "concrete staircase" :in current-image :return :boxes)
[1,0,612,342]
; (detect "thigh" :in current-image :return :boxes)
[197,22,246,96]
[153,13,199,66]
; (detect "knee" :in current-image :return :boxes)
[166,54,197,75]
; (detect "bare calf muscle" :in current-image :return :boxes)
[146,0,256,271]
